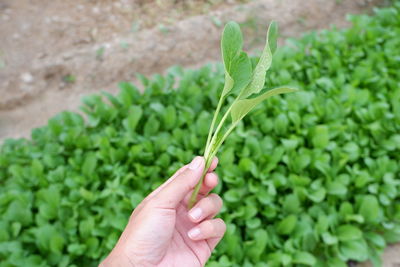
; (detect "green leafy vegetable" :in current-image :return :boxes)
[188,21,297,208]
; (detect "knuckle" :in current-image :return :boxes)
[212,157,219,166]
[204,195,215,208]
[209,173,219,184]
[220,219,227,231]
[215,218,226,235]
[209,172,218,180]
[203,220,215,232]
[210,193,223,207]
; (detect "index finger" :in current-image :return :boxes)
[146,157,218,201]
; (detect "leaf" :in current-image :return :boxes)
[339,202,354,217]
[267,21,278,54]
[196,111,212,136]
[229,52,253,94]
[50,233,65,254]
[220,146,235,166]
[283,194,301,214]
[245,229,268,261]
[143,115,160,137]
[327,258,347,267]
[339,239,369,262]
[308,188,326,203]
[224,189,241,203]
[118,82,140,107]
[86,237,100,257]
[359,195,380,224]
[368,246,382,267]
[79,218,94,239]
[337,225,362,241]
[67,243,86,256]
[163,105,177,130]
[327,181,347,196]
[277,215,297,235]
[322,232,338,245]
[231,87,297,123]
[221,21,243,74]
[240,21,278,99]
[31,159,44,178]
[220,22,244,98]
[123,106,143,133]
[365,232,386,248]
[312,125,329,148]
[267,252,292,266]
[82,153,97,177]
[292,251,316,266]
[102,91,121,108]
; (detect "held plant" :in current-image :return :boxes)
[188,21,297,208]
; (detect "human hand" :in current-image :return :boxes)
[100,156,225,267]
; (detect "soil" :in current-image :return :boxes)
[1,0,399,265]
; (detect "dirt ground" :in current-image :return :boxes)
[0,0,399,265]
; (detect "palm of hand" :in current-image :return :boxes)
[155,204,212,267]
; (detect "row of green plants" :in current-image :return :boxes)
[1,3,399,267]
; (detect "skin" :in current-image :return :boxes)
[100,156,225,267]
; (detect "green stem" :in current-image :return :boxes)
[188,122,238,209]
[189,95,240,209]
[188,156,213,209]
[205,96,224,151]
[210,122,238,159]
[205,103,233,156]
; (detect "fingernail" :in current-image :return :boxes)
[188,227,201,239]
[189,208,202,221]
[188,157,202,170]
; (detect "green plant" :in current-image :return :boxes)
[62,74,76,84]
[0,50,5,69]
[211,16,223,28]
[188,21,296,208]
[0,3,399,267]
[95,47,105,60]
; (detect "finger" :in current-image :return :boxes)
[151,156,205,209]
[188,193,223,223]
[207,157,218,173]
[145,164,188,201]
[207,236,224,251]
[187,218,226,241]
[148,156,216,201]
[181,172,218,205]
[200,172,218,195]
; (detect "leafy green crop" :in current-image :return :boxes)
[0,3,400,267]
[188,21,296,208]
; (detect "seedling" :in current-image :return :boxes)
[63,74,76,84]
[188,21,297,208]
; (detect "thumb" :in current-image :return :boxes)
[151,157,205,209]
